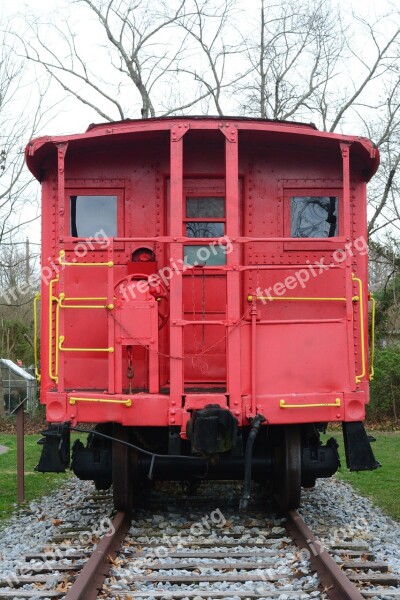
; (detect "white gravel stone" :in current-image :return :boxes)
[0,478,112,589]
[299,477,400,575]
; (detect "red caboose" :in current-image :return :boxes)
[27,117,380,509]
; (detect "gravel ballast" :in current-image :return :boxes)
[0,476,398,599]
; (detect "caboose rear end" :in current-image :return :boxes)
[27,117,380,509]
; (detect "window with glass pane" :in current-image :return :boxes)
[186,197,225,218]
[70,195,117,237]
[184,245,227,266]
[186,222,225,238]
[184,195,226,265]
[291,196,338,238]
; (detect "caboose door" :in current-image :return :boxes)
[168,178,228,391]
[243,180,352,407]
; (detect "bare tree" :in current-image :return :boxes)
[18,0,210,120]
[0,23,49,345]
[12,0,400,241]
[171,0,244,116]
[18,0,246,120]
[327,14,400,134]
[357,47,400,241]
[0,242,39,311]
[240,0,345,122]
[0,31,44,248]
[0,242,39,363]
[239,0,400,239]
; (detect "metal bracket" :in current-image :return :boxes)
[219,123,237,143]
[171,123,189,142]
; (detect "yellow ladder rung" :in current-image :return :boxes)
[58,336,114,353]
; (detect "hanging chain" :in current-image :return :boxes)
[198,268,208,375]
[191,268,198,369]
[126,345,134,394]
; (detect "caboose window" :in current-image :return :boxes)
[186,222,225,238]
[184,195,226,265]
[70,195,117,238]
[186,197,225,218]
[291,196,338,238]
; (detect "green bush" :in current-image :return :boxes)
[369,346,400,421]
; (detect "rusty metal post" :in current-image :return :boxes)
[16,403,25,503]
[11,397,27,504]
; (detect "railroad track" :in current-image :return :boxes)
[0,490,115,599]
[0,483,399,599]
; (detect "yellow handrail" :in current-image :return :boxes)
[69,396,131,407]
[58,335,114,353]
[33,292,41,382]
[58,293,114,310]
[280,398,341,409]
[249,295,347,302]
[49,276,60,383]
[369,292,376,380]
[352,273,365,383]
[59,249,113,267]
[61,296,107,300]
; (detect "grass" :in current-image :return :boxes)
[0,434,71,522]
[326,430,400,521]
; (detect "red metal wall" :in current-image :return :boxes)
[27,119,377,428]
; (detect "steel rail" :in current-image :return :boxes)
[64,511,130,600]
[285,509,364,600]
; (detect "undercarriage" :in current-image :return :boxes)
[35,408,380,511]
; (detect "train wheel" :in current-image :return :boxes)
[112,424,136,511]
[273,425,301,510]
